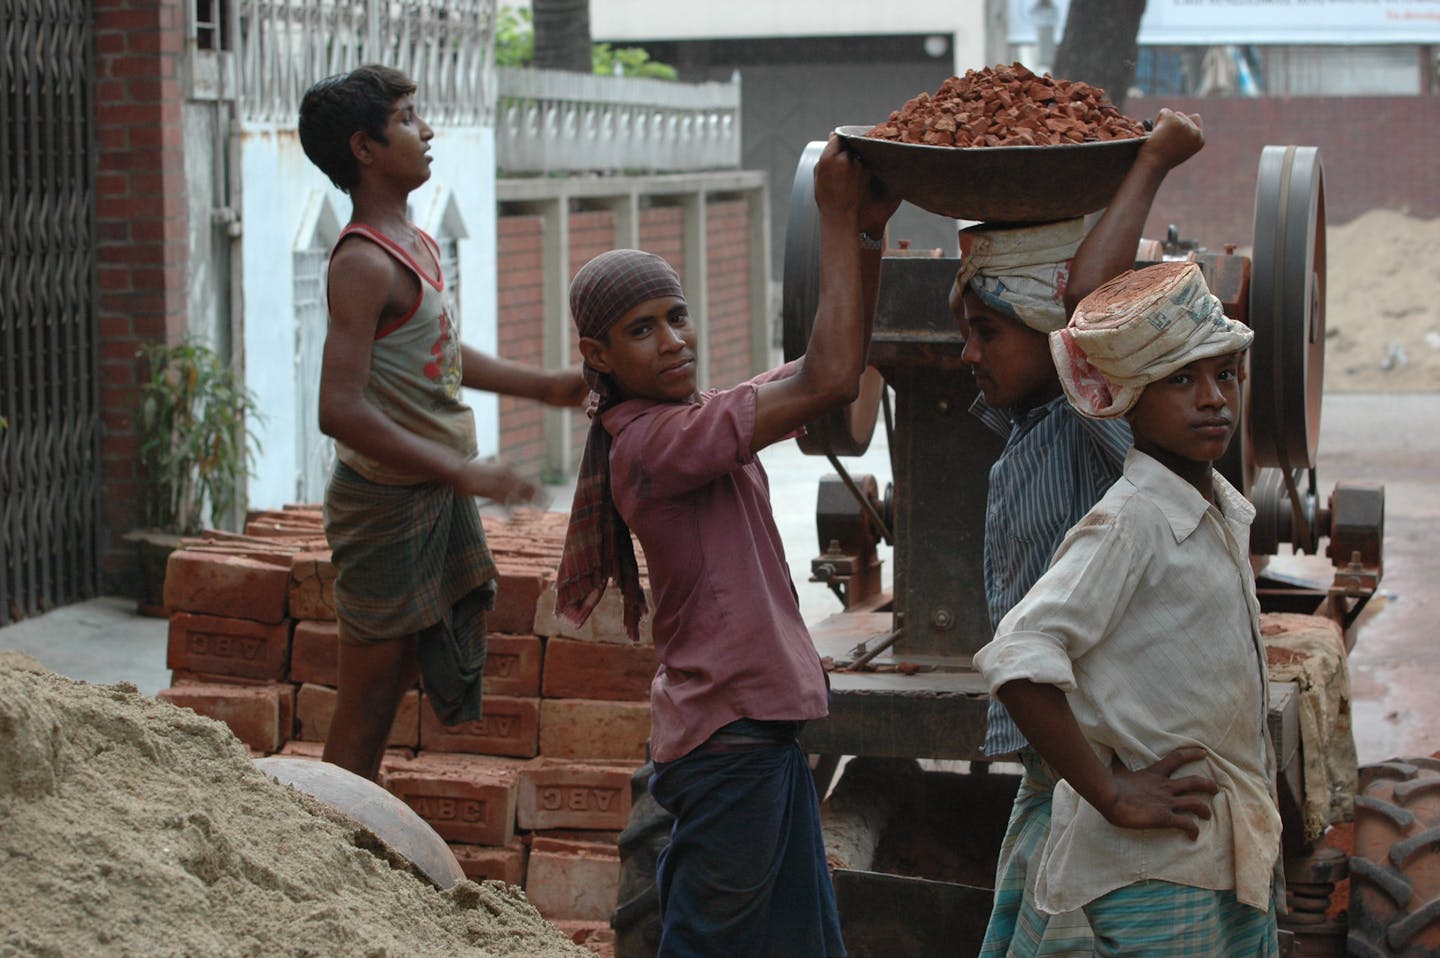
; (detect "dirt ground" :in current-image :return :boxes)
[1324,209,1440,392]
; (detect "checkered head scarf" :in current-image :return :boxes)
[1051,260,1254,418]
[957,217,1085,334]
[556,250,685,640]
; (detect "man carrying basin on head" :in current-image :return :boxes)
[952,107,1207,958]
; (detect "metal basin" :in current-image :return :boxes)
[835,125,1147,223]
[254,756,466,890]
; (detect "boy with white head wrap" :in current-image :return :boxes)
[975,261,1281,957]
[965,109,1208,958]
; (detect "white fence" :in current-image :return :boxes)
[238,0,497,126]
[496,67,742,174]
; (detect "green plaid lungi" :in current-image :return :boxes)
[324,460,498,724]
[1084,880,1279,957]
[980,750,1094,958]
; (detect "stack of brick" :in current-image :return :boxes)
[154,504,657,953]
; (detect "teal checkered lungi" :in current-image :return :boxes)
[1084,880,1279,957]
[980,750,1094,958]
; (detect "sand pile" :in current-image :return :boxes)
[1324,209,1440,392]
[0,653,586,958]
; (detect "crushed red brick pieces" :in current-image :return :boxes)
[865,63,1147,148]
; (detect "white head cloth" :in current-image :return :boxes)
[957,217,1085,334]
[1050,260,1255,419]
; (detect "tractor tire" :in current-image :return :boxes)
[1347,756,1440,957]
[611,761,672,958]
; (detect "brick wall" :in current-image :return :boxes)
[566,211,617,464]
[1128,95,1440,250]
[496,215,546,477]
[93,0,190,589]
[495,199,759,477]
[704,198,753,390]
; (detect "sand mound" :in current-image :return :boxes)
[1325,209,1440,392]
[0,652,586,957]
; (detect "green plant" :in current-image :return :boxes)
[495,5,535,67]
[137,340,261,534]
[495,4,676,79]
[592,43,677,80]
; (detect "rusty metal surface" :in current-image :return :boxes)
[836,126,1147,223]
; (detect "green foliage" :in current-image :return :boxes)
[495,5,534,68]
[593,43,678,80]
[137,340,262,535]
[495,5,676,79]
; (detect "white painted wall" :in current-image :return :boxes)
[583,1,990,77]
[239,124,498,511]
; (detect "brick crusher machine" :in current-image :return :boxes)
[773,133,1404,958]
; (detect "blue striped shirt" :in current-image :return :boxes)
[975,393,1132,756]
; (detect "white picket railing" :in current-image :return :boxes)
[496,67,743,174]
[238,0,497,127]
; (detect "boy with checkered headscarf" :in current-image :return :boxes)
[961,108,1209,957]
[977,261,1281,957]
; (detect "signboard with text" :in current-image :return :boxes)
[1007,0,1440,45]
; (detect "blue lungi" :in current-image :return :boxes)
[650,719,846,958]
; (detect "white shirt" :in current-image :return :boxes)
[975,449,1280,915]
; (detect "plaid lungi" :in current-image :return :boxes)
[980,750,1094,958]
[324,460,498,724]
[1083,880,1279,958]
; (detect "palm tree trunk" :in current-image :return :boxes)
[1053,0,1147,110]
[532,0,592,73]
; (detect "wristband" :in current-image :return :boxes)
[859,230,884,251]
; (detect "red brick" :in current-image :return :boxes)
[489,567,550,634]
[524,835,622,921]
[484,634,543,697]
[166,612,291,680]
[517,759,634,831]
[290,619,339,686]
[170,672,296,743]
[295,683,419,749]
[383,753,521,845]
[451,839,528,885]
[288,550,337,620]
[532,582,654,646]
[164,549,291,623]
[420,694,539,758]
[542,637,657,702]
[540,700,651,762]
[550,920,616,953]
[277,740,415,771]
[158,683,289,753]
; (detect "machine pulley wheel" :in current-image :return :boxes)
[782,140,884,457]
[1249,145,1326,472]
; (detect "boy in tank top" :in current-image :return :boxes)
[298,65,586,780]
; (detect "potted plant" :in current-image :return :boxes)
[127,339,261,615]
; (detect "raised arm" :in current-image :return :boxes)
[749,136,899,452]
[460,346,588,407]
[996,679,1219,840]
[1064,108,1204,315]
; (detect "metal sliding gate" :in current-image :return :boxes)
[0,0,101,625]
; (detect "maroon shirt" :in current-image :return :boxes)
[602,361,830,763]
